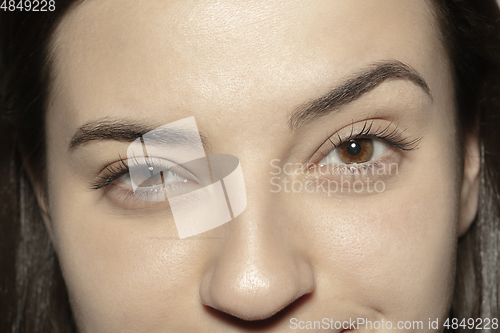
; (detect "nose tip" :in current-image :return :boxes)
[199,254,315,321]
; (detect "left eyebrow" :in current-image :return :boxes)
[68,118,209,151]
[289,60,432,130]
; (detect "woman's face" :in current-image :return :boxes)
[43,0,472,332]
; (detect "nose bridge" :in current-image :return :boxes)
[199,190,315,321]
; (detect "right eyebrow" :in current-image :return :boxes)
[289,60,432,130]
[68,118,210,151]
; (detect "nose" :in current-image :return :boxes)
[199,212,315,321]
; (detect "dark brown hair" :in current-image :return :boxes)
[1,1,499,332]
[431,0,500,322]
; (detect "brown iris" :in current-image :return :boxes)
[337,139,374,164]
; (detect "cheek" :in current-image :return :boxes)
[298,149,460,321]
[47,165,210,331]
[52,213,209,331]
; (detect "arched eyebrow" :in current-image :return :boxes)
[68,118,210,151]
[288,60,432,130]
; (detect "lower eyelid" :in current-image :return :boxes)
[103,183,170,210]
[105,183,136,203]
[104,175,206,210]
[305,148,402,185]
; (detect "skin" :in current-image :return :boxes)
[38,0,480,332]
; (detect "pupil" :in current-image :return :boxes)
[144,166,157,178]
[346,140,361,156]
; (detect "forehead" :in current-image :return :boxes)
[49,0,444,130]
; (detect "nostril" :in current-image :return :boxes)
[203,292,314,329]
[202,288,302,322]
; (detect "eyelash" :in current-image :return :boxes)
[318,118,421,158]
[91,155,154,191]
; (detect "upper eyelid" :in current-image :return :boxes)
[318,118,379,148]
[92,157,173,190]
[315,119,380,155]
[91,160,129,190]
[109,156,197,181]
[106,156,176,172]
[308,119,421,164]
[325,119,419,150]
[325,119,377,150]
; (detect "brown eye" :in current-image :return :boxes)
[318,137,389,166]
[337,139,374,163]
